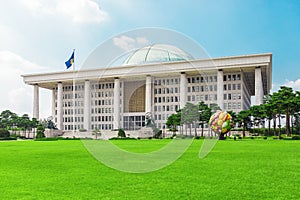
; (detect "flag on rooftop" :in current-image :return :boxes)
[65,51,74,69]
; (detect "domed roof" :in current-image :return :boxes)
[123,44,193,65]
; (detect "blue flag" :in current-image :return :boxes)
[65,51,74,69]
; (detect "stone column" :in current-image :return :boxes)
[255,67,263,105]
[217,69,224,110]
[145,75,152,114]
[84,80,91,130]
[180,72,187,109]
[33,84,39,119]
[57,82,63,130]
[113,78,120,130]
[52,89,56,122]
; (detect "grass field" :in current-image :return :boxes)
[0,139,299,199]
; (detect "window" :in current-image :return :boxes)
[224,85,227,90]
[228,94,232,100]
[223,75,227,81]
[228,84,231,90]
[228,75,231,81]
[224,94,227,100]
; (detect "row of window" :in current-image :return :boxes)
[154,105,179,112]
[224,83,241,91]
[223,102,242,110]
[62,85,84,92]
[63,93,84,99]
[64,124,84,130]
[91,116,112,122]
[154,87,179,94]
[188,76,217,83]
[154,96,179,103]
[91,107,112,114]
[187,94,217,101]
[188,85,217,92]
[91,124,112,130]
[224,93,241,100]
[91,91,114,98]
[223,74,241,81]
[154,78,179,86]
[91,83,115,90]
[64,117,84,123]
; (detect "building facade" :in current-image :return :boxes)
[22,45,272,131]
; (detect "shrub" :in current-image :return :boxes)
[35,137,58,141]
[148,137,152,140]
[36,125,45,138]
[0,129,10,138]
[273,136,283,140]
[153,130,162,139]
[109,137,136,140]
[292,135,300,140]
[118,128,126,138]
[238,136,242,139]
[79,128,87,132]
[0,137,16,141]
[263,136,268,140]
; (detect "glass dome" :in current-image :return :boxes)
[123,44,194,65]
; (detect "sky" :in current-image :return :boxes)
[0,0,300,119]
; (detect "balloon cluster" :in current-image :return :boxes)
[208,111,234,134]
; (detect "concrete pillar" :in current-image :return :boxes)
[113,78,120,130]
[33,84,39,119]
[180,72,187,109]
[52,89,56,122]
[145,75,152,114]
[255,67,264,105]
[57,82,63,130]
[84,80,91,130]
[217,69,224,110]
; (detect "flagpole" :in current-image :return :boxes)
[72,49,75,138]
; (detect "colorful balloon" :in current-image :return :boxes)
[208,111,234,134]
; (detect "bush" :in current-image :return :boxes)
[148,137,152,140]
[0,137,16,141]
[79,128,87,132]
[273,136,283,140]
[153,130,162,139]
[263,136,268,140]
[118,128,126,138]
[109,137,136,140]
[35,137,58,141]
[0,129,10,138]
[36,125,45,138]
[238,136,242,139]
[292,135,300,140]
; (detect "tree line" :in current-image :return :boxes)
[166,86,300,138]
[0,110,55,138]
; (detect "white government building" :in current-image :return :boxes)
[22,44,272,132]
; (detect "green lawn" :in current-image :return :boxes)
[0,139,299,199]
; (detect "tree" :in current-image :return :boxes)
[166,110,181,135]
[36,125,45,138]
[275,86,297,137]
[118,128,126,138]
[198,101,211,137]
[236,110,251,137]
[181,102,199,136]
[92,128,101,139]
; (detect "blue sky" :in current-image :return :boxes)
[0,0,300,118]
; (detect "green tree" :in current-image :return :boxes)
[166,110,181,135]
[198,101,211,137]
[118,128,126,138]
[181,102,199,136]
[36,125,45,138]
[236,109,251,137]
[275,86,297,137]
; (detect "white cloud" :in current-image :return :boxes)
[19,0,108,24]
[283,79,300,91]
[0,51,50,117]
[113,35,149,51]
